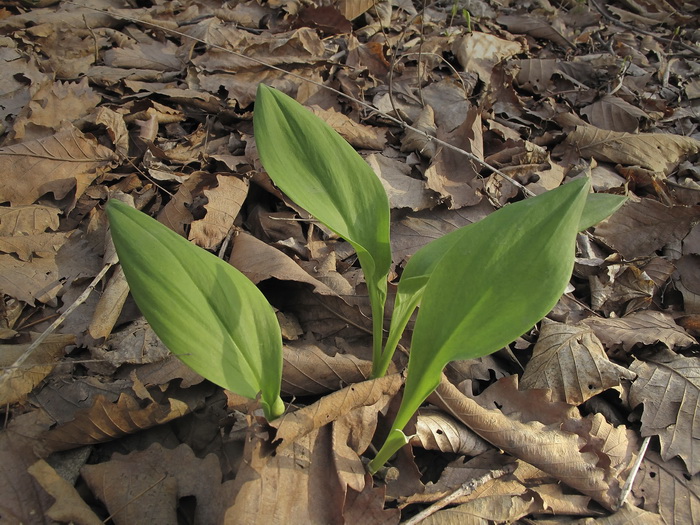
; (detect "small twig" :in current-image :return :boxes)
[0,263,113,391]
[615,435,651,511]
[402,463,517,525]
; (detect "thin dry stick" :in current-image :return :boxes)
[615,435,651,511]
[64,1,533,197]
[402,463,517,525]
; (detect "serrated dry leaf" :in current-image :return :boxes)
[521,320,636,405]
[452,32,524,83]
[632,449,700,525]
[0,124,117,207]
[582,310,697,352]
[630,349,700,475]
[226,424,345,525]
[565,124,700,174]
[39,387,208,454]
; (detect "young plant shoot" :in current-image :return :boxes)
[107,199,284,421]
[252,85,626,473]
[253,84,392,378]
[107,83,626,473]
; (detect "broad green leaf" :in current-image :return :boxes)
[254,84,391,375]
[375,189,627,377]
[107,199,284,420]
[369,177,591,472]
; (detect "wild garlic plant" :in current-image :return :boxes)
[107,84,626,473]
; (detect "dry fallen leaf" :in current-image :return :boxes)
[565,123,700,174]
[520,320,636,405]
[629,349,700,475]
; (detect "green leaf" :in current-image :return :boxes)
[254,84,392,376]
[369,178,591,472]
[106,199,284,420]
[376,189,628,377]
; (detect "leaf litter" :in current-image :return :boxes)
[0,0,699,523]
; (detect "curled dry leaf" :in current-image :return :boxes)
[630,349,700,475]
[520,319,636,405]
[409,408,491,456]
[189,174,248,250]
[565,123,700,175]
[429,375,634,510]
[0,433,54,524]
[39,386,208,454]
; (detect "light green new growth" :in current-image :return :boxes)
[107,82,626,473]
[107,200,284,420]
[253,84,392,378]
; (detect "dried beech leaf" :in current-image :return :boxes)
[582,311,697,352]
[189,175,248,250]
[498,15,573,49]
[580,95,651,133]
[593,198,700,259]
[0,333,75,405]
[0,125,117,206]
[342,473,400,525]
[282,342,373,396]
[0,433,53,524]
[27,460,102,525]
[430,375,633,510]
[409,408,492,456]
[565,124,700,174]
[226,425,345,524]
[632,450,700,525]
[520,320,636,405]
[271,374,403,450]
[39,387,207,453]
[310,105,387,150]
[630,350,700,475]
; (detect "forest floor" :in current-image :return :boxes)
[0,0,699,523]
